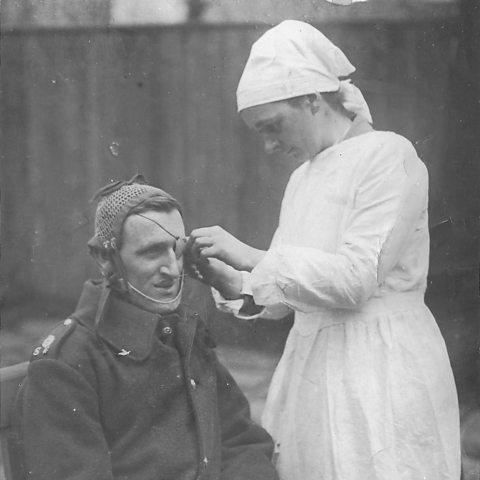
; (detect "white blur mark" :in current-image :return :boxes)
[109,141,120,157]
[325,0,368,4]
[111,0,188,24]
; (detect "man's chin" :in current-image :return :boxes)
[127,283,183,314]
[151,283,181,300]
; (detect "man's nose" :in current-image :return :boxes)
[159,251,181,278]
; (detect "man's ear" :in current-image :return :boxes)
[89,246,115,278]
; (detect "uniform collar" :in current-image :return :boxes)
[73,280,198,360]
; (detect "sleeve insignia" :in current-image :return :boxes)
[30,318,76,360]
[40,335,56,354]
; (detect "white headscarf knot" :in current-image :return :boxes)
[338,79,372,124]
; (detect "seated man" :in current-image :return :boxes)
[13,175,278,480]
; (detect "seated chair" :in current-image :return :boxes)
[1,362,28,480]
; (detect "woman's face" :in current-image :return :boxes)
[240,97,328,161]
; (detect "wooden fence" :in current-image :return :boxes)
[2,21,480,401]
[1,22,456,304]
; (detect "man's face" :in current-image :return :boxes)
[119,209,185,304]
[241,98,322,161]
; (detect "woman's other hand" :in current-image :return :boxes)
[185,252,242,300]
[187,226,265,271]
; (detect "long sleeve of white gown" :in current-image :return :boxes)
[250,135,429,313]
[212,229,292,320]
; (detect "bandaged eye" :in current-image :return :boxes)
[136,213,185,259]
[174,237,187,259]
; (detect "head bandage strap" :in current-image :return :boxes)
[91,174,181,251]
[135,213,187,259]
[127,275,184,305]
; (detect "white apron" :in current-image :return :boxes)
[219,131,460,479]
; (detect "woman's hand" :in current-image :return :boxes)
[187,226,266,272]
[185,252,242,300]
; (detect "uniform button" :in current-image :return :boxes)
[162,326,173,335]
[190,378,197,389]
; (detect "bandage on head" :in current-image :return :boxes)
[89,174,183,253]
[135,213,187,259]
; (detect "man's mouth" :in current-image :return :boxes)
[154,280,177,290]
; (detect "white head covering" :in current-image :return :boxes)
[236,20,372,123]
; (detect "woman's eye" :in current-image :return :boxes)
[263,123,279,134]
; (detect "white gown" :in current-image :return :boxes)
[216,130,460,479]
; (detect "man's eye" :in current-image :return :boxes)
[141,247,164,259]
[142,251,160,259]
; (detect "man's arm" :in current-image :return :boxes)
[215,360,279,480]
[15,359,113,480]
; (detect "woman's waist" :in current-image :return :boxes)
[293,291,426,333]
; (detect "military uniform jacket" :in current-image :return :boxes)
[14,280,278,480]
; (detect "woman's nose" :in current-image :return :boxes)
[264,136,280,155]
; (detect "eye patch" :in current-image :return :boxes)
[136,213,186,259]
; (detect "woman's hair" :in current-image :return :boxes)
[288,92,355,120]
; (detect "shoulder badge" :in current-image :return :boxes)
[31,318,77,360]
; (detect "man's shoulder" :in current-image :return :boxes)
[29,317,98,363]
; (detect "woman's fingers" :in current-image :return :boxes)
[196,246,217,259]
[186,238,218,262]
[189,225,224,240]
[188,226,227,260]
[188,225,253,270]
[191,236,214,249]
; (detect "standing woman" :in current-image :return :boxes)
[188,20,460,479]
